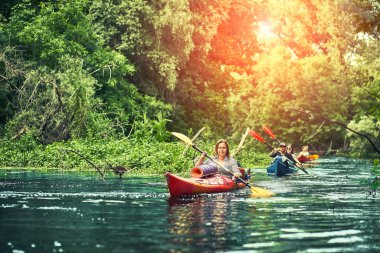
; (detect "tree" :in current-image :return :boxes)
[340,0,380,154]
[225,0,359,149]
[0,0,173,143]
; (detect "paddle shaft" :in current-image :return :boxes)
[192,145,253,189]
[272,137,281,144]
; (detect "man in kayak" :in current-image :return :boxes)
[270,142,301,167]
[194,139,242,178]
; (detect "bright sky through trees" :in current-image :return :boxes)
[257,22,277,41]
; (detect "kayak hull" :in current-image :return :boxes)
[165,172,246,197]
[266,159,298,177]
[298,155,311,163]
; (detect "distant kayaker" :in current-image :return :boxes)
[270,142,301,167]
[194,139,242,178]
[287,144,295,154]
[287,144,302,164]
[297,145,310,159]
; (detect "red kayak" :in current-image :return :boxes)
[298,155,311,163]
[165,172,246,197]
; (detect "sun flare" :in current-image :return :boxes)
[257,22,276,41]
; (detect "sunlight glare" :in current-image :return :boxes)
[257,22,276,41]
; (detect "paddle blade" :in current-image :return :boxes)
[249,130,265,143]
[172,132,193,146]
[262,125,276,139]
[308,154,319,160]
[250,186,275,198]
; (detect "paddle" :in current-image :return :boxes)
[308,154,319,160]
[172,132,274,197]
[263,125,319,161]
[249,130,309,175]
[262,125,281,144]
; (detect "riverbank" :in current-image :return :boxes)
[0,135,272,176]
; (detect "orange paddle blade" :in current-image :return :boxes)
[249,130,265,143]
[308,154,319,160]
[262,125,276,139]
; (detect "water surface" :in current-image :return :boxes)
[1,157,379,252]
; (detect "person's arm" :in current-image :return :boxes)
[269,149,279,157]
[229,158,242,178]
[293,155,302,164]
[194,152,207,167]
[286,153,301,167]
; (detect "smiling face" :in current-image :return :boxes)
[215,139,230,159]
[217,143,228,158]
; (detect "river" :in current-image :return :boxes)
[0,157,379,252]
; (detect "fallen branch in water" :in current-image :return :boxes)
[65,149,104,178]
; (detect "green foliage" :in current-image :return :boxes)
[346,116,380,155]
[347,20,380,156]
[89,0,194,96]
[234,148,272,169]
[0,0,173,144]
[0,130,42,167]
[131,112,172,142]
[222,0,357,150]
[1,0,380,174]
[0,136,197,175]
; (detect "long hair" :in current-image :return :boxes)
[214,139,230,157]
[287,144,294,154]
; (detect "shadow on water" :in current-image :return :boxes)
[0,157,380,252]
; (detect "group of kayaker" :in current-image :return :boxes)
[271,142,311,166]
[194,139,312,179]
[270,142,302,167]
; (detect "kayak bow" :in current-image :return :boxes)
[165,172,246,197]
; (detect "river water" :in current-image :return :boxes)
[0,157,379,253]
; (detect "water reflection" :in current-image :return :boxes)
[166,194,279,251]
[167,196,231,248]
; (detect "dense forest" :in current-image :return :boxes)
[0,0,379,173]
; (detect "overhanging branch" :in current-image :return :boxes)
[290,108,380,154]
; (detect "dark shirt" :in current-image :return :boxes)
[270,151,297,165]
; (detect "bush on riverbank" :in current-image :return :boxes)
[0,133,271,176]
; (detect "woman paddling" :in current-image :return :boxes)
[194,139,242,178]
[287,144,302,164]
